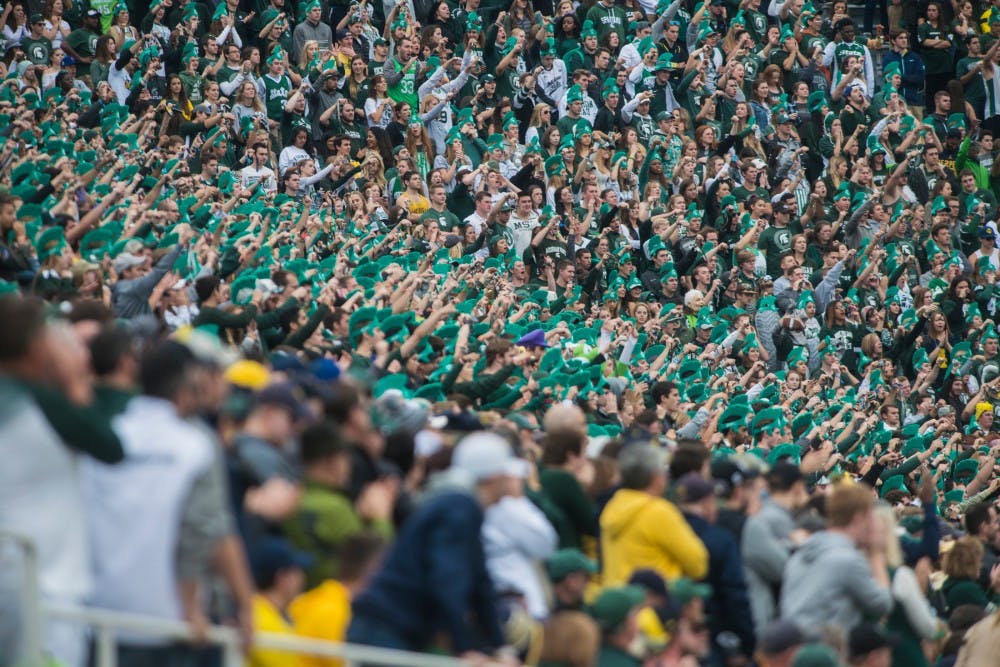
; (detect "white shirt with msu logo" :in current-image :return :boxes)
[507,212,540,256]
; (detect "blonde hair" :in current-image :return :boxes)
[529,103,551,129]
[539,612,600,667]
[944,537,984,580]
[298,40,318,70]
[873,503,903,569]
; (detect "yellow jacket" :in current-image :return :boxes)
[288,580,353,667]
[599,489,708,586]
[249,594,305,667]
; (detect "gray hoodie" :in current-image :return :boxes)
[779,530,892,633]
[742,499,795,634]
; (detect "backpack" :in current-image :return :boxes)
[772,324,795,361]
[928,580,951,619]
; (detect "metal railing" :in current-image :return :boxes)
[2,530,468,667]
[0,530,43,666]
[45,603,468,667]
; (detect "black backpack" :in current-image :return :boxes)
[773,324,794,361]
[928,580,951,619]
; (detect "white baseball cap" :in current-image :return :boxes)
[113,253,146,274]
[451,432,527,481]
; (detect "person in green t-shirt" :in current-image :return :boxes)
[22,14,53,66]
[741,0,769,45]
[369,38,389,76]
[64,10,102,64]
[494,36,525,102]
[178,56,206,104]
[957,35,987,119]
[584,0,629,44]
[90,0,116,32]
[420,185,462,231]
[731,160,769,201]
[822,19,874,94]
[327,100,366,157]
[918,4,955,111]
[280,86,313,147]
[757,203,795,277]
[800,12,829,57]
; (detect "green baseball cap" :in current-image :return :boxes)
[669,577,712,605]
[589,585,646,633]
[546,548,598,581]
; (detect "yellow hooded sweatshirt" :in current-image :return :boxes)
[599,489,709,586]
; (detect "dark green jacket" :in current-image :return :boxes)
[539,467,597,549]
[93,385,136,421]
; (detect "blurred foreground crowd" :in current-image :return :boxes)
[0,0,1000,664]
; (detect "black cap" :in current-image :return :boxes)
[765,461,803,492]
[255,383,313,420]
[300,420,349,464]
[758,619,807,655]
[431,410,484,432]
[250,537,315,587]
[628,569,682,623]
[848,624,898,659]
[711,458,759,496]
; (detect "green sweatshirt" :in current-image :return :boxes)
[284,480,394,588]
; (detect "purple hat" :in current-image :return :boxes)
[516,328,549,348]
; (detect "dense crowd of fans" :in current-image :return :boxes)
[2,0,1000,665]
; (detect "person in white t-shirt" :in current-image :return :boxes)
[464,190,493,236]
[507,191,540,256]
[107,38,141,105]
[240,142,278,194]
[81,341,253,661]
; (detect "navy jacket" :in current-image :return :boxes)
[352,488,504,654]
[882,50,926,107]
[901,501,941,568]
[684,513,756,657]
